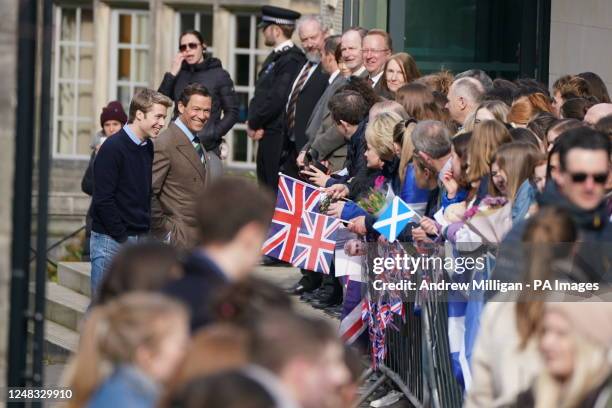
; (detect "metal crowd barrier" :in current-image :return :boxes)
[356,242,463,408]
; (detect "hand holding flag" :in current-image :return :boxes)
[373,196,419,243]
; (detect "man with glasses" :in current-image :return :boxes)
[247,6,305,192]
[362,29,392,97]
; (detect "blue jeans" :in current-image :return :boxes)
[90,231,138,298]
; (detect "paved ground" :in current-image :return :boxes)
[255,266,339,323]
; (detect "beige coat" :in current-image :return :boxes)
[151,122,207,250]
[464,301,542,408]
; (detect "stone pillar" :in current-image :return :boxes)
[0,0,18,389]
[320,0,343,34]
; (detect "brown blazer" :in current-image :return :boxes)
[151,122,207,249]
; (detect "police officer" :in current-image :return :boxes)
[247,6,306,192]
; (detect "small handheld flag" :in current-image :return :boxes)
[373,196,418,242]
[291,211,341,274]
[262,174,321,262]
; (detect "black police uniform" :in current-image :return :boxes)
[248,8,306,192]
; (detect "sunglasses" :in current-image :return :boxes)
[569,172,608,184]
[179,42,201,52]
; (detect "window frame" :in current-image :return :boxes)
[108,9,151,110]
[174,8,216,55]
[52,4,95,160]
[226,12,267,169]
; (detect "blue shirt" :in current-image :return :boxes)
[175,118,196,143]
[87,364,159,408]
[123,124,147,146]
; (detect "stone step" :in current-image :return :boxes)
[43,320,80,354]
[40,281,89,332]
[27,320,79,360]
[58,262,91,297]
[57,261,301,298]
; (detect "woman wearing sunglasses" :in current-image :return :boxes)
[158,30,239,175]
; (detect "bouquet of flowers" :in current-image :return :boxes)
[357,188,387,215]
[355,176,392,216]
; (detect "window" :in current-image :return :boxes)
[52,5,95,158]
[175,9,215,55]
[402,0,521,78]
[110,10,150,112]
[227,13,268,168]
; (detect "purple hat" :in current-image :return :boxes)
[100,101,128,128]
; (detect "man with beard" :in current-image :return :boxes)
[247,6,305,192]
[282,15,330,178]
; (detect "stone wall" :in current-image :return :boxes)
[0,0,17,387]
[320,0,343,33]
[549,0,612,91]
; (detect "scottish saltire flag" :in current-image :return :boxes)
[447,258,491,391]
[291,211,341,274]
[262,174,321,262]
[448,300,471,390]
[373,196,418,242]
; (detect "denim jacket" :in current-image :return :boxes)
[87,364,160,408]
[511,180,536,225]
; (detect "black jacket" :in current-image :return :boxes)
[492,182,612,287]
[290,63,329,151]
[162,251,229,332]
[158,57,238,151]
[248,45,306,134]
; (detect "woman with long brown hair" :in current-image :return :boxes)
[380,52,421,96]
[490,142,544,224]
[466,120,512,204]
[395,82,454,129]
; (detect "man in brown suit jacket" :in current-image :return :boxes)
[151,83,212,249]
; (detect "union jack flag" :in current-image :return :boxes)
[291,211,341,274]
[340,278,368,345]
[262,174,321,263]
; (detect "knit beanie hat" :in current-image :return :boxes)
[545,301,612,348]
[100,101,128,128]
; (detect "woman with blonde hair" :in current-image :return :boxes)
[67,293,189,408]
[326,112,404,219]
[507,93,554,127]
[514,301,612,408]
[474,100,510,125]
[394,119,430,214]
[380,52,421,95]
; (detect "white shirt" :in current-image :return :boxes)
[328,69,340,84]
[370,71,384,87]
[274,39,294,53]
[286,62,319,111]
[352,65,367,77]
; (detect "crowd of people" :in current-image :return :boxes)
[73,3,612,407]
